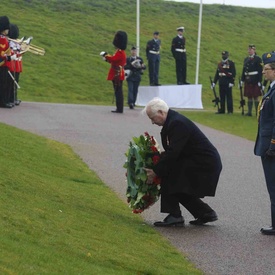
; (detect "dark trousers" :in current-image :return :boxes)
[0,66,10,106]
[127,79,140,105]
[112,80,123,113]
[175,55,187,84]
[7,70,16,103]
[219,85,233,113]
[261,157,275,227]
[148,56,160,85]
[160,182,214,218]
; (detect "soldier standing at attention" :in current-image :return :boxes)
[100,30,127,114]
[146,31,161,86]
[171,26,189,85]
[124,46,146,109]
[241,44,262,116]
[212,51,236,114]
[0,15,14,108]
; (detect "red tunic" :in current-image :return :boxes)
[105,49,126,81]
[0,34,10,67]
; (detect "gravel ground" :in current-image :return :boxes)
[1,102,275,275]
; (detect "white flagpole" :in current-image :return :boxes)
[136,0,140,56]
[195,0,203,84]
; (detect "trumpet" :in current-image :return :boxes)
[8,36,45,56]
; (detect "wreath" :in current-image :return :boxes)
[123,132,161,213]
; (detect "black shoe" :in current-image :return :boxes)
[245,113,252,116]
[129,104,134,109]
[260,226,275,235]
[111,110,123,113]
[215,111,225,114]
[177,82,183,85]
[154,83,161,86]
[154,214,184,227]
[150,83,155,86]
[0,103,13,108]
[15,100,21,106]
[189,211,218,225]
[183,81,190,85]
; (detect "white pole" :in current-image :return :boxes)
[195,0,203,84]
[136,0,140,56]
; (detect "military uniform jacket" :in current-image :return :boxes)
[124,56,144,82]
[241,55,262,84]
[146,39,161,59]
[213,59,236,86]
[153,110,222,197]
[105,49,126,81]
[171,35,186,59]
[0,34,10,67]
[254,83,275,156]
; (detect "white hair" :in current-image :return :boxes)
[141,97,169,116]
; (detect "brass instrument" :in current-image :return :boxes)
[8,36,45,56]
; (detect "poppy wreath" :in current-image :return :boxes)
[124,132,161,213]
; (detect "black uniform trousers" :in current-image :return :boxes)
[219,84,233,113]
[112,80,124,113]
[148,54,160,85]
[261,156,275,227]
[175,53,187,84]
[160,179,214,218]
[127,79,140,106]
[0,66,10,107]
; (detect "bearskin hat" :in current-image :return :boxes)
[113,30,127,50]
[0,16,10,33]
[9,23,19,39]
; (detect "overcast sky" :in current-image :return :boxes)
[171,0,275,9]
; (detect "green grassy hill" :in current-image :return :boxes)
[3,0,275,110]
[0,123,202,274]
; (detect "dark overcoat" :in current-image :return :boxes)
[254,84,275,156]
[153,110,222,197]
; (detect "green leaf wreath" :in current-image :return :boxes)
[123,132,161,213]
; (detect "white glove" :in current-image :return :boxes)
[10,54,17,60]
[100,51,107,56]
[229,83,234,88]
[239,81,243,88]
[211,83,215,89]
[262,86,265,91]
[258,82,261,87]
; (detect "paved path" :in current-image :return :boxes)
[1,102,275,275]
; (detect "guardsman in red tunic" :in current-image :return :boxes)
[8,23,21,106]
[100,30,127,113]
[0,15,13,108]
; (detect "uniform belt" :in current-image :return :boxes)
[149,50,160,54]
[175,48,186,53]
[245,71,258,76]
[219,72,232,77]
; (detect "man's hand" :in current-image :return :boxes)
[229,83,234,88]
[143,168,156,184]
